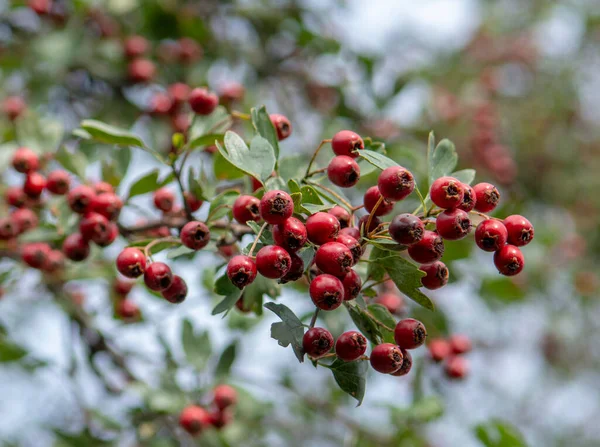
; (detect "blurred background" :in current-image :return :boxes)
[0,0,599,446]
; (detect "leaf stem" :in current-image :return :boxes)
[304,139,331,179]
[171,164,194,221]
[305,167,327,178]
[143,237,182,259]
[206,204,232,222]
[309,308,320,328]
[305,181,352,210]
[248,222,268,257]
[366,196,384,238]
[232,111,251,120]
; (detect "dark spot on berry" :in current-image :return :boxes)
[432,235,444,256]
[315,335,330,350]
[485,189,500,205]
[248,203,259,215]
[521,229,533,243]
[129,263,143,277]
[347,170,358,183]
[437,265,449,281]
[507,258,522,273]
[413,325,427,345]
[194,228,207,240]
[323,291,341,309]
[287,234,304,251]
[459,217,471,232]
[271,197,288,214]
[231,270,250,288]
[482,234,498,250]
[463,190,474,207]
[390,350,403,368]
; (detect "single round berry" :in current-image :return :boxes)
[95,222,118,247]
[315,242,353,278]
[0,218,17,240]
[150,92,174,115]
[123,35,149,59]
[309,274,344,310]
[181,221,210,250]
[449,334,472,355]
[303,327,334,358]
[394,318,427,350]
[21,242,50,269]
[473,182,500,213]
[23,172,46,198]
[269,114,292,140]
[389,213,424,245]
[503,215,534,247]
[116,299,140,321]
[207,409,232,430]
[167,83,191,106]
[375,293,405,314]
[407,230,444,264]
[363,186,394,216]
[184,192,203,212]
[2,96,26,120]
[189,88,219,115]
[178,38,203,63]
[116,247,147,278]
[79,212,110,244]
[11,208,38,233]
[213,385,237,410]
[144,262,173,291]
[377,166,415,201]
[331,130,363,158]
[335,331,367,362]
[428,338,451,362]
[114,278,134,296]
[161,275,188,304]
[306,212,340,245]
[94,182,114,195]
[128,58,156,83]
[219,82,245,104]
[328,206,351,229]
[46,170,70,195]
[273,217,307,253]
[153,188,175,212]
[227,255,257,289]
[90,193,123,221]
[5,187,27,208]
[435,208,471,240]
[458,183,476,212]
[445,356,469,379]
[233,195,261,224]
[493,244,524,276]
[370,343,404,374]
[391,349,412,376]
[280,253,304,283]
[419,261,449,290]
[68,185,96,214]
[259,190,293,225]
[475,219,508,252]
[341,269,361,301]
[179,405,210,436]
[63,233,90,262]
[41,249,65,273]
[327,156,360,188]
[430,176,464,209]
[335,233,362,265]
[358,215,381,235]
[12,147,39,173]
[256,245,292,279]
[340,226,360,240]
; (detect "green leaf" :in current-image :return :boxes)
[167,245,195,259]
[19,226,63,243]
[429,138,458,187]
[251,105,280,161]
[452,169,476,185]
[214,273,238,296]
[188,106,232,140]
[297,246,315,273]
[347,304,382,345]
[358,149,398,171]
[391,396,444,423]
[212,289,243,315]
[264,302,305,363]
[215,341,237,377]
[208,190,239,220]
[217,132,276,184]
[324,358,368,406]
[125,170,174,199]
[367,304,396,343]
[79,119,145,148]
[475,420,527,447]
[181,319,212,369]
[55,146,87,179]
[246,221,273,245]
[16,114,63,154]
[479,277,526,304]
[279,155,307,181]
[213,151,245,181]
[127,239,178,255]
[188,133,224,150]
[188,166,213,201]
[243,275,279,315]
[0,338,27,362]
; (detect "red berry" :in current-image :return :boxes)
[269,114,292,140]
[46,170,70,195]
[309,274,344,310]
[419,261,449,290]
[475,219,508,252]
[227,255,257,289]
[473,182,500,213]
[21,242,51,269]
[62,233,90,262]
[306,212,340,245]
[161,275,188,303]
[116,247,146,278]
[363,186,394,216]
[184,192,203,212]
[123,35,149,59]
[394,318,427,350]
[153,188,175,212]
[389,213,424,245]
[93,182,114,195]
[2,96,26,120]
[407,230,444,264]
[375,293,404,315]
[335,233,362,265]
[95,222,118,247]
[428,338,451,362]
[251,176,262,191]
[273,217,307,252]
[169,83,191,105]
[79,212,110,243]
[458,183,476,212]
[341,269,361,301]
[150,92,174,115]
[11,208,38,233]
[430,176,464,209]
[259,190,293,225]
[232,195,261,224]
[340,226,360,240]
[189,88,218,115]
[256,245,292,279]
[128,58,155,83]
[445,356,469,379]
[213,384,237,410]
[0,218,17,240]
[219,82,245,104]
[5,187,27,208]
[435,208,471,240]
[90,193,122,221]
[180,221,210,250]
[391,349,412,376]
[178,38,203,64]
[23,172,46,197]
[335,331,367,361]
[114,278,134,296]
[116,299,140,320]
[41,249,65,273]
[449,334,472,355]
[493,244,524,276]
[12,147,39,173]
[207,409,232,430]
[29,0,52,14]
[303,327,334,358]
[370,343,403,374]
[327,155,360,188]
[358,215,381,235]
[144,262,173,291]
[68,185,96,214]
[377,166,415,201]
[179,405,210,436]
[503,215,534,247]
[315,242,353,278]
[331,130,363,158]
[328,206,351,228]
[281,253,304,283]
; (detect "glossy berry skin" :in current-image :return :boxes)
[189,88,219,115]
[340,226,360,240]
[391,349,412,376]
[116,299,140,321]
[375,293,405,315]
[273,217,307,252]
[153,188,175,212]
[407,230,444,264]
[213,385,237,410]
[389,213,424,245]
[23,172,46,197]
[503,215,534,247]
[394,318,427,350]
[0,218,17,240]
[342,269,361,301]
[377,166,415,201]
[331,130,364,158]
[363,186,394,216]
[256,245,291,279]
[306,212,340,245]
[62,233,90,262]
[280,253,304,283]
[179,405,211,436]
[419,261,449,290]
[335,331,367,362]
[12,147,39,173]
[358,215,381,235]
[493,244,524,276]
[303,327,334,358]
[458,184,476,212]
[328,206,351,228]
[436,208,471,240]
[94,182,114,195]
[161,275,188,304]
[428,338,451,362]
[21,243,50,269]
[184,192,203,212]
[90,193,122,221]
[144,262,173,291]
[227,255,257,289]
[315,242,353,278]
[180,221,210,250]
[11,208,38,233]
[46,170,70,195]
[475,219,508,252]
[309,274,344,311]
[96,222,118,247]
[449,334,472,355]
[370,343,404,374]
[327,156,360,188]
[335,233,362,265]
[232,195,261,224]
[128,58,156,83]
[5,187,27,208]
[68,185,96,214]
[269,114,292,141]
[259,190,293,225]
[116,247,147,278]
[445,356,469,379]
[79,212,110,243]
[430,176,464,209]
[473,182,500,213]
[114,278,134,296]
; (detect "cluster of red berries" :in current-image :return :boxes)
[2,96,26,121]
[427,334,472,380]
[112,277,140,322]
[179,385,237,436]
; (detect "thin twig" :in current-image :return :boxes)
[304,139,331,178]
[248,222,268,256]
[305,181,353,209]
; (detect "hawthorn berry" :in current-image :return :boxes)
[150,92,174,115]
[303,327,334,358]
[123,35,149,59]
[428,338,451,362]
[445,356,469,379]
[473,182,500,213]
[370,343,404,374]
[449,334,472,355]
[309,274,344,310]
[42,250,65,273]
[341,269,361,301]
[493,244,524,276]
[273,217,307,252]
[363,186,394,216]
[281,253,305,283]
[178,38,203,63]
[335,331,367,362]
[2,96,26,120]
[407,230,444,264]
[475,219,508,252]
[93,182,114,195]
[114,278,134,296]
[207,409,232,430]
[161,275,188,303]
[259,190,293,225]
[90,193,123,221]
[306,212,340,245]
[227,255,257,289]
[79,212,110,243]
[0,218,17,240]
[180,221,211,250]
[68,185,96,214]
[153,188,175,212]
[144,262,173,291]
[219,82,245,104]
[116,247,146,278]
[419,261,449,290]
[430,176,464,209]
[232,195,260,224]
[184,192,203,212]
[375,293,404,315]
[95,222,118,247]
[315,242,353,277]
[179,405,211,436]
[11,208,38,233]
[256,245,292,279]
[358,215,381,235]
[340,226,360,240]
[327,155,360,188]
[12,147,39,173]
[503,215,534,247]
[391,349,412,376]
[435,208,471,240]
[189,88,218,115]
[331,130,363,158]
[269,114,292,141]
[21,242,51,269]
[328,206,351,228]
[116,299,140,320]
[335,233,362,265]
[394,318,427,349]
[5,187,27,208]
[62,233,90,262]
[168,83,191,106]
[46,170,70,195]
[458,183,476,212]
[389,213,424,245]
[377,166,415,201]
[213,385,237,410]
[23,172,46,198]
[128,58,156,83]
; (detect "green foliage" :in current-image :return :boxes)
[324,358,368,406]
[264,302,305,363]
[475,420,528,447]
[217,132,276,185]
